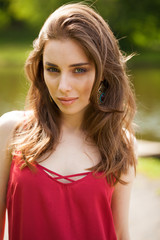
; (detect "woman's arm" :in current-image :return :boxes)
[111,165,135,240]
[0,111,23,240]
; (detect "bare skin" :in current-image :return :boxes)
[36,126,101,182]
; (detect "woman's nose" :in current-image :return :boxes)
[58,73,72,93]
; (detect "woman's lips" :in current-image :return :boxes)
[57,97,78,105]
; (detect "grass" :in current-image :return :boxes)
[137,157,160,179]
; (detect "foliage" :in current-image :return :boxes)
[111,0,160,50]
[0,0,160,50]
[8,0,59,28]
[0,0,11,28]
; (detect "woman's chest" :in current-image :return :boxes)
[37,137,101,176]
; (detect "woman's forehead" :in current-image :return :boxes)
[43,39,92,65]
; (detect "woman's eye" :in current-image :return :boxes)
[46,67,60,73]
[74,68,87,73]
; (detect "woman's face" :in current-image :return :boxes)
[43,38,95,117]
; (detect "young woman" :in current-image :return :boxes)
[0,3,137,240]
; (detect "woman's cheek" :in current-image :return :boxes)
[83,74,95,96]
[44,75,57,92]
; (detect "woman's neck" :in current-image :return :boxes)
[61,112,84,133]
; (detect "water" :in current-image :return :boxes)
[133,68,160,141]
[0,66,160,141]
[0,67,28,114]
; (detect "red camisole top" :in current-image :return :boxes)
[6,160,117,240]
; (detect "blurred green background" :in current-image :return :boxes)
[0,0,160,141]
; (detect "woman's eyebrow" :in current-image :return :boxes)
[45,62,91,67]
[69,63,91,67]
[45,62,57,67]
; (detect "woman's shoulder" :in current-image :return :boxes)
[0,111,26,169]
[0,110,33,136]
[0,111,25,128]
[0,110,33,125]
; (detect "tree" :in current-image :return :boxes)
[1,0,160,50]
[95,0,160,50]
[0,0,11,29]
[8,0,69,29]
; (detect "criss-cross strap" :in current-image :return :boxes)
[37,164,91,183]
[52,172,91,182]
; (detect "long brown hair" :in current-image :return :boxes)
[11,2,136,185]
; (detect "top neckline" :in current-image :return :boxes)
[36,163,94,186]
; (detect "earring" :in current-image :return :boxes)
[98,80,108,104]
[99,92,105,103]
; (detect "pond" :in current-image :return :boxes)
[0,66,160,141]
[133,68,160,141]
